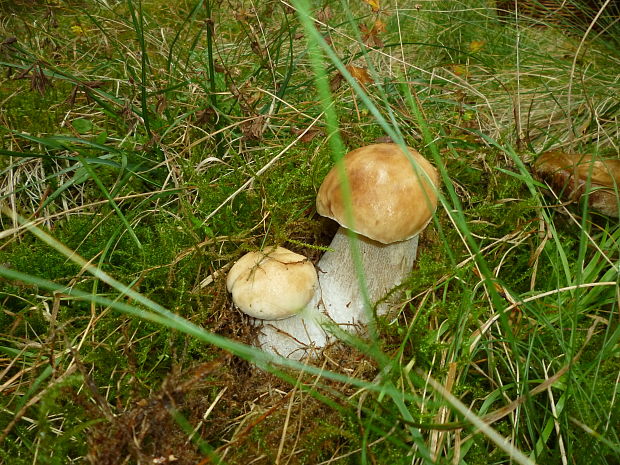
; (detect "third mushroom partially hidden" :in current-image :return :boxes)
[533,151,620,218]
[316,143,440,331]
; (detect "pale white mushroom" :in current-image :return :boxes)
[226,246,329,358]
[226,246,318,320]
[315,143,440,329]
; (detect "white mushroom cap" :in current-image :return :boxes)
[316,143,440,244]
[226,246,318,320]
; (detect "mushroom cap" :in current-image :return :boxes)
[533,151,620,217]
[226,246,318,320]
[316,143,440,244]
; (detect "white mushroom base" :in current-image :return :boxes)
[318,227,419,326]
[253,228,419,359]
[251,292,330,359]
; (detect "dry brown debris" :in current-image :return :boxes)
[85,344,379,465]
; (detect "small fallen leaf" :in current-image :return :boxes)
[240,115,267,140]
[234,9,253,22]
[468,40,486,53]
[291,126,323,142]
[316,6,333,23]
[70,25,86,36]
[462,110,475,121]
[155,94,167,115]
[533,152,620,217]
[374,136,394,144]
[362,0,380,12]
[448,64,469,77]
[27,64,52,95]
[195,108,215,126]
[329,72,344,92]
[360,19,386,48]
[1,37,17,47]
[346,65,373,86]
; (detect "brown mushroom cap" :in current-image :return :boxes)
[316,143,440,244]
[226,246,318,320]
[533,151,620,217]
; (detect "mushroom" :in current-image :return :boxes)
[226,246,329,358]
[533,151,620,217]
[226,144,441,360]
[315,143,440,329]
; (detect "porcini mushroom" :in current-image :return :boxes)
[226,246,329,358]
[316,143,440,328]
[533,151,620,217]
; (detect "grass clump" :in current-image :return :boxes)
[1,0,619,464]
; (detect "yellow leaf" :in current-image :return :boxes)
[373,19,386,33]
[449,64,469,77]
[71,25,86,36]
[363,0,380,12]
[469,40,486,53]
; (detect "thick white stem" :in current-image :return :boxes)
[252,291,330,360]
[317,227,419,329]
[251,227,419,359]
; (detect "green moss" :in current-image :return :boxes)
[0,235,81,284]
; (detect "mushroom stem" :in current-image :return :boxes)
[317,226,419,330]
[247,229,419,359]
[251,291,330,360]
[253,228,419,359]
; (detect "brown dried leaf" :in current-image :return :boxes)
[155,95,167,115]
[329,72,344,92]
[345,65,373,86]
[533,151,620,217]
[374,136,394,144]
[1,37,17,47]
[234,9,253,22]
[291,126,323,142]
[31,65,52,95]
[195,108,215,126]
[240,115,267,140]
[316,6,333,23]
[360,19,386,48]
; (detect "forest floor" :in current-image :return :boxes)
[0,1,619,464]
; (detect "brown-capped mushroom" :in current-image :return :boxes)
[533,151,620,217]
[316,143,440,329]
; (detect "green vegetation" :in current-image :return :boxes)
[1,0,619,463]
